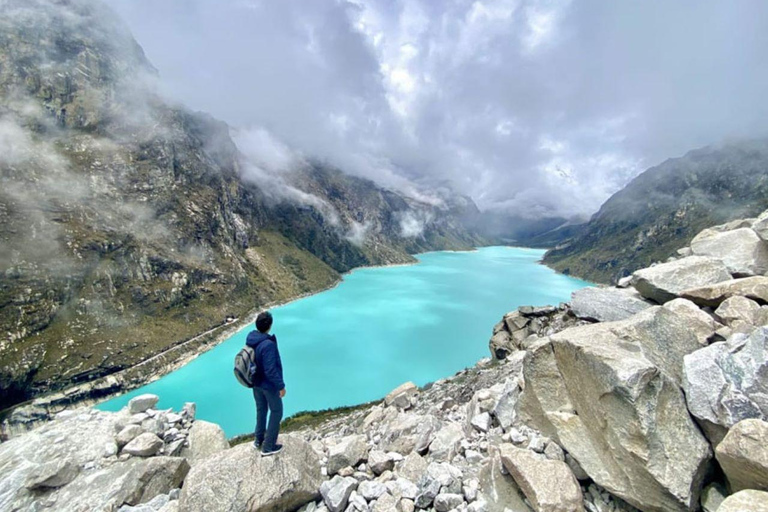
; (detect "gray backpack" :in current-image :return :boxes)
[234,345,257,388]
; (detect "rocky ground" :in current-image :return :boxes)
[3,212,768,511]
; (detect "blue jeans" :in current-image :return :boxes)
[253,387,283,451]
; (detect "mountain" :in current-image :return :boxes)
[0,0,485,410]
[542,140,768,283]
[470,213,585,248]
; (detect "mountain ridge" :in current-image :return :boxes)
[542,139,768,283]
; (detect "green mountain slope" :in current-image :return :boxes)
[0,0,484,410]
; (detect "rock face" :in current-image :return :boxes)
[715,419,768,493]
[570,287,652,322]
[499,444,584,512]
[179,420,229,463]
[717,490,768,512]
[690,227,768,276]
[630,256,732,304]
[519,308,712,511]
[683,327,768,444]
[179,436,323,512]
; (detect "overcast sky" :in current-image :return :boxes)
[106,0,768,219]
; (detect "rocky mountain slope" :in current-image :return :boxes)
[543,140,768,283]
[3,209,768,512]
[0,0,485,412]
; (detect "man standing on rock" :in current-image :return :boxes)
[247,311,286,456]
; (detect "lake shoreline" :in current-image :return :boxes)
[1,248,487,438]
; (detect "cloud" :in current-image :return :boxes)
[103,0,768,218]
[398,210,432,238]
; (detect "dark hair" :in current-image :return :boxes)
[255,311,273,333]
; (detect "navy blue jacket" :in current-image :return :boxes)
[246,331,285,392]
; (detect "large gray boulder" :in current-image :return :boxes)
[717,490,768,512]
[663,298,720,346]
[57,456,188,511]
[690,227,768,276]
[499,444,583,512]
[179,420,229,463]
[326,434,368,476]
[683,327,768,444]
[128,394,160,414]
[716,419,768,493]
[631,256,731,304]
[385,382,418,409]
[518,308,712,512]
[682,276,768,308]
[320,475,359,512]
[0,407,184,511]
[380,412,442,455]
[570,286,652,322]
[123,433,163,457]
[24,460,79,490]
[179,436,322,512]
[428,423,463,461]
[477,452,533,512]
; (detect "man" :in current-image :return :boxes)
[246,311,286,457]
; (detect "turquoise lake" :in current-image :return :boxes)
[98,247,591,436]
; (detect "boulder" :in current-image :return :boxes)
[428,423,464,461]
[434,493,465,512]
[381,413,441,455]
[128,394,160,415]
[368,450,395,475]
[498,444,583,512]
[320,475,358,512]
[715,295,761,330]
[570,287,652,322]
[116,425,145,448]
[327,435,368,476]
[470,412,492,433]
[700,482,727,512]
[663,298,720,346]
[631,256,732,304]
[179,420,229,463]
[385,382,418,409]
[489,330,516,360]
[180,437,322,512]
[518,309,712,512]
[681,276,768,308]
[395,452,428,482]
[123,433,164,457]
[477,452,533,512]
[359,480,388,500]
[24,460,79,489]
[371,492,398,512]
[754,210,768,241]
[690,227,768,276]
[716,419,768,493]
[683,327,768,444]
[717,490,768,512]
[55,456,189,512]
